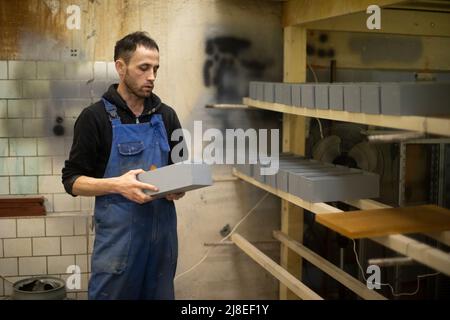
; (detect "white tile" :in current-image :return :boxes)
[88,254,91,272]
[107,62,119,80]
[0,61,7,79]
[42,194,54,213]
[47,255,75,274]
[61,236,87,254]
[45,216,73,236]
[94,62,107,80]
[52,156,66,175]
[0,80,22,98]
[32,237,60,256]
[10,176,37,194]
[23,119,52,137]
[0,100,6,118]
[37,62,65,80]
[0,239,2,258]
[7,99,35,118]
[0,219,16,238]
[35,99,58,118]
[3,238,31,257]
[75,254,88,273]
[0,157,23,175]
[53,193,80,212]
[63,99,90,118]
[65,62,93,80]
[80,197,94,212]
[64,137,73,155]
[74,216,88,235]
[0,258,18,276]
[25,157,52,175]
[0,177,9,195]
[19,257,46,275]
[37,137,65,156]
[8,61,37,80]
[9,138,37,156]
[38,175,65,193]
[0,138,8,156]
[0,119,23,137]
[22,80,50,99]
[17,218,45,237]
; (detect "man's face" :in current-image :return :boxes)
[119,45,160,99]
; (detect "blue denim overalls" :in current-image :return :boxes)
[88,98,178,300]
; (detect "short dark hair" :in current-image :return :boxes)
[114,31,159,63]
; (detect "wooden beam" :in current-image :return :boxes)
[273,230,387,300]
[282,0,407,27]
[280,25,307,300]
[305,9,450,37]
[243,98,450,137]
[231,233,323,300]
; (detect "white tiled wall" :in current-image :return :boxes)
[0,60,116,299]
[0,216,92,299]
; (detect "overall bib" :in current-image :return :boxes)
[88,98,178,300]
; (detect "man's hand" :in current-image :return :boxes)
[166,192,185,201]
[114,169,159,204]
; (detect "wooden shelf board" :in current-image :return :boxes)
[316,204,450,239]
[244,97,450,137]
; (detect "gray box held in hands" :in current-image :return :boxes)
[137,163,213,198]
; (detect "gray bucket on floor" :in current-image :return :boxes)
[12,276,67,300]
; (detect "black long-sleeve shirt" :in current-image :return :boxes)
[62,84,185,196]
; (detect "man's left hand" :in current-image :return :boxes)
[166,192,185,201]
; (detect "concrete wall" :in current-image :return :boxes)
[0,0,283,299]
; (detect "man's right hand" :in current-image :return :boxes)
[114,169,159,204]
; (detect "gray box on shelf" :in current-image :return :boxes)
[301,170,379,203]
[301,84,315,109]
[361,83,381,114]
[291,84,302,107]
[344,84,361,113]
[277,163,332,193]
[287,167,346,197]
[137,163,213,198]
[329,84,344,111]
[263,82,275,103]
[249,82,258,100]
[275,83,292,105]
[380,82,450,116]
[315,84,329,110]
[256,82,264,101]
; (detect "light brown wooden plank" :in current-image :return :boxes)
[273,230,387,300]
[316,205,450,239]
[231,233,323,300]
[282,0,407,26]
[243,98,450,137]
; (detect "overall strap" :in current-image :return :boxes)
[102,98,122,125]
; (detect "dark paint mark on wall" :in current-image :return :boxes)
[203,36,269,103]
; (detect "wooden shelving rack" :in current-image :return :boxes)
[227,0,450,300]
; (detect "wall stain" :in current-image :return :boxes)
[203,36,268,103]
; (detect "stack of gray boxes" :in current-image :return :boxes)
[235,154,379,203]
[248,81,450,116]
